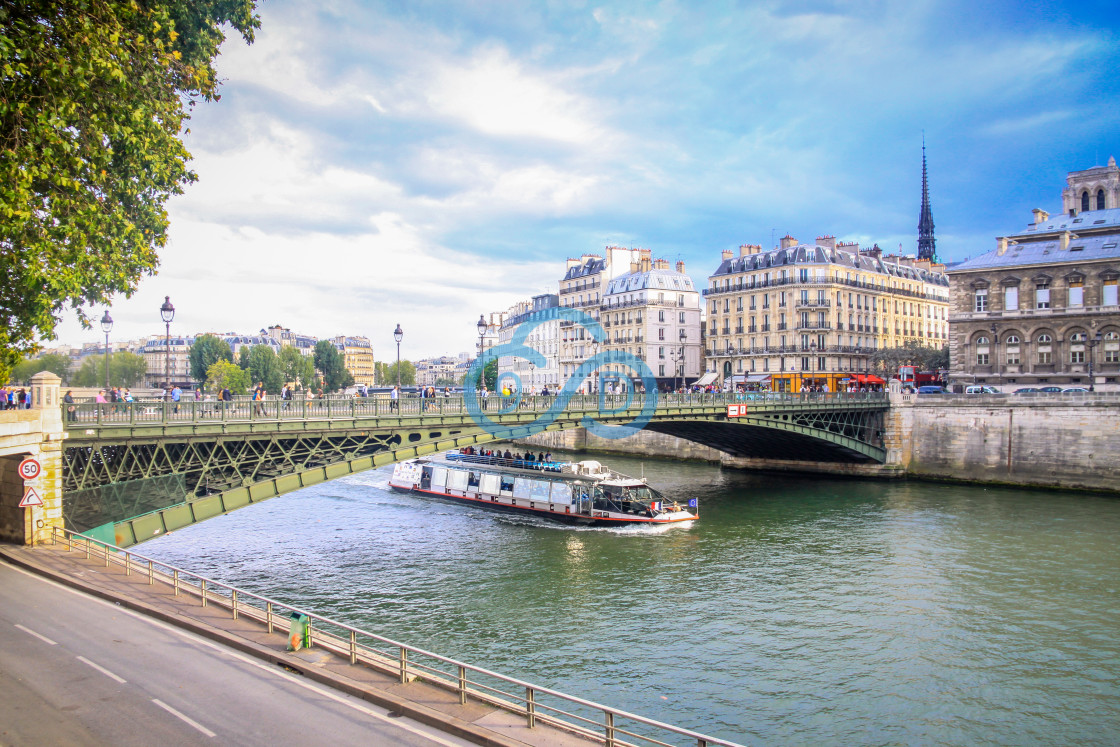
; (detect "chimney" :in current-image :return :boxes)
[640,257,652,272]
[566,258,580,270]
[1059,231,1071,251]
[630,260,640,273]
[816,235,837,250]
[1033,208,1050,225]
[997,237,1008,255]
[676,260,686,273]
[722,249,733,260]
[861,244,883,260]
[779,234,797,249]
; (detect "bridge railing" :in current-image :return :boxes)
[62,391,888,427]
[51,526,744,747]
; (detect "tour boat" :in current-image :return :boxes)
[388,450,697,526]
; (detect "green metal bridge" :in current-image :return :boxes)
[61,392,888,546]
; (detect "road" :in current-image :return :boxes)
[0,561,476,746]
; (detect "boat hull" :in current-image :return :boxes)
[387,482,695,526]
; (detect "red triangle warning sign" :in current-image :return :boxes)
[19,487,44,508]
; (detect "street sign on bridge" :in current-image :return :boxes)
[18,457,41,481]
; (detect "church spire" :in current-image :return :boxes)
[917,137,937,262]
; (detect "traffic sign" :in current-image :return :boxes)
[18,457,41,481]
[19,487,44,508]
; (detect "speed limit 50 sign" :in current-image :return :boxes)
[18,457,41,482]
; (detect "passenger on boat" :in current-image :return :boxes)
[504,450,513,459]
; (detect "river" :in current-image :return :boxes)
[142,451,1120,745]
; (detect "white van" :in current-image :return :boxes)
[965,385,1000,394]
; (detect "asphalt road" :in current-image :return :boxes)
[0,562,476,746]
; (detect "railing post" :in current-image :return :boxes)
[605,711,615,747]
[266,602,273,634]
[526,687,536,728]
[399,647,408,684]
[327,398,333,418]
[173,569,179,595]
[232,589,238,619]
[124,552,130,575]
[85,535,91,559]
[147,560,153,584]
[201,579,207,607]
[104,542,110,567]
[306,618,313,648]
[349,630,357,664]
[129,402,136,425]
[458,665,467,705]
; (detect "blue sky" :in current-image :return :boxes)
[55,0,1120,358]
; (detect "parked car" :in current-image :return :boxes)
[916,385,947,394]
[965,385,1001,394]
[1062,387,1091,393]
[1013,387,1039,394]
[1037,386,1064,393]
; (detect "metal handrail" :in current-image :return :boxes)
[62,391,890,427]
[49,526,744,747]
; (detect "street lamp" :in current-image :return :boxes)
[990,324,1000,389]
[100,310,113,392]
[393,323,403,391]
[529,361,535,392]
[160,296,174,400]
[476,314,487,391]
[1088,331,1103,391]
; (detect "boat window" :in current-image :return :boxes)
[431,468,447,488]
[500,476,515,493]
[530,480,551,501]
[513,478,532,499]
[626,486,653,502]
[550,482,572,504]
[479,474,500,494]
[467,471,480,488]
[447,469,469,491]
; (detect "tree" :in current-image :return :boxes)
[279,345,314,389]
[10,353,72,384]
[381,360,417,387]
[484,358,497,390]
[869,342,949,378]
[314,340,354,392]
[189,334,233,382]
[0,1,260,383]
[238,346,251,370]
[245,345,283,394]
[205,359,250,395]
[70,351,147,387]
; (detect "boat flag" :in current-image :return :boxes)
[688,498,698,508]
[651,501,662,512]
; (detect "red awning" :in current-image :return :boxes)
[853,374,886,384]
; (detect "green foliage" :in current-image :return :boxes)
[869,342,949,377]
[189,334,233,382]
[70,351,147,387]
[10,353,72,384]
[434,376,459,387]
[313,340,354,392]
[238,346,251,370]
[279,345,314,389]
[245,345,283,394]
[0,0,260,383]
[484,358,497,390]
[205,359,249,395]
[381,360,416,387]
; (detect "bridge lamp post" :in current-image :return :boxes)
[726,342,734,392]
[476,314,487,391]
[100,310,113,392]
[393,324,403,391]
[160,296,174,400]
[1088,331,1102,392]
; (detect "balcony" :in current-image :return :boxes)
[796,322,832,331]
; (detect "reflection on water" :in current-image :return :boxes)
[143,451,1120,744]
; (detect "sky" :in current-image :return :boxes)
[52,0,1120,359]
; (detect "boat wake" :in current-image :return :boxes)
[494,513,694,535]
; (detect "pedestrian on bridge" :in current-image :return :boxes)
[253,382,266,416]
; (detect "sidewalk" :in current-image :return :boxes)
[0,543,591,747]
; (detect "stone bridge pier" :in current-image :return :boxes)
[0,372,65,545]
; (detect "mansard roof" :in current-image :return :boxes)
[604,267,696,295]
[562,257,606,280]
[951,207,1120,272]
[710,244,949,287]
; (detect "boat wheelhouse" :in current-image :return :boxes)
[389,451,697,526]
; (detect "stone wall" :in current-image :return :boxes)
[0,372,65,544]
[521,394,1120,493]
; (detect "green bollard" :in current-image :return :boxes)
[287,612,310,651]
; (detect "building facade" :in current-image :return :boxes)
[601,257,702,391]
[705,236,950,391]
[947,158,1120,390]
[496,294,560,392]
[557,246,644,392]
[331,335,375,387]
[141,336,195,390]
